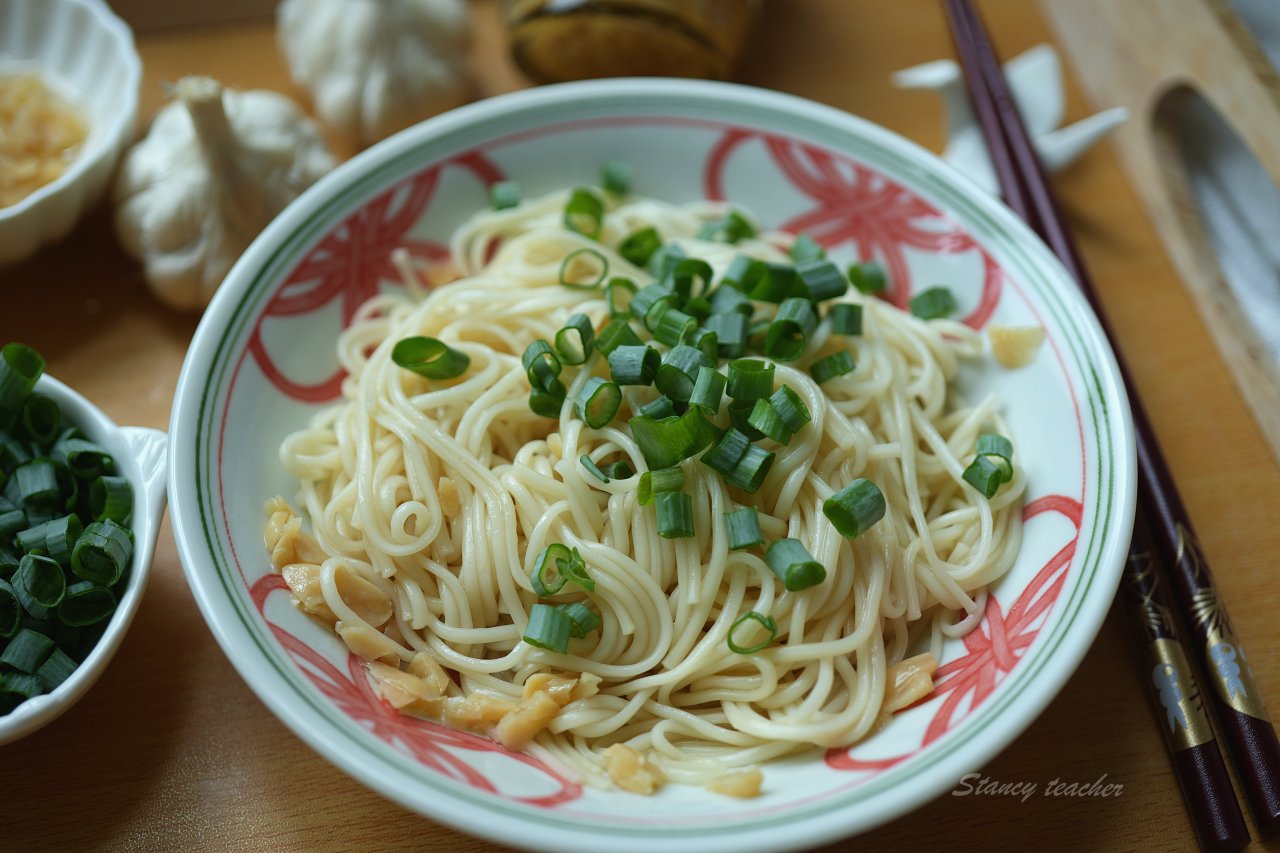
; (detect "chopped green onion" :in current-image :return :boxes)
[58,581,117,627]
[725,444,775,493]
[796,260,847,302]
[0,343,44,426]
[976,433,1014,468]
[391,336,470,380]
[89,475,132,524]
[689,367,726,413]
[0,578,19,638]
[618,227,661,268]
[558,547,595,591]
[726,359,775,401]
[654,491,695,539]
[530,543,572,596]
[686,326,719,362]
[0,508,22,540]
[600,460,635,480]
[575,377,622,429]
[848,261,886,294]
[630,284,673,325]
[14,459,59,508]
[71,519,133,586]
[0,627,53,672]
[727,611,776,655]
[604,277,638,316]
[683,296,712,323]
[765,297,817,361]
[727,400,763,442]
[608,345,660,386]
[580,455,609,483]
[529,383,567,418]
[648,243,686,279]
[746,398,790,444]
[14,553,65,613]
[823,478,886,538]
[601,159,631,195]
[748,262,797,304]
[650,307,697,347]
[789,233,826,263]
[702,427,751,475]
[655,345,709,403]
[765,539,826,591]
[53,438,112,481]
[628,409,718,470]
[596,318,643,356]
[638,466,684,506]
[0,671,43,706]
[665,258,714,301]
[522,340,563,392]
[28,514,82,565]
[637,395,677,420]
[555,314,595,366]
[704,313,749,359]
[810,350,855,384]
[707,285,752,317]
[564,188,605,240]
[769,385,811,434]
[697,210,755,243]
[523,603,572,654]
[558,601,601,639]
[0,434,30,474]
[725,507,764,550]
[489,180,520,210]
[22,394,60,447]
[0,546,18,582]
[558,247,609,290]
[35,646,76,691]
[909,286,957,320]
[962,434,1015,498]
[963,455,1009,498]
[828,303,863,335]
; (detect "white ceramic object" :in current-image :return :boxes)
[0,0,141,266]
[0,376,167,745]
[168,79,1136,852]
[894,44,1129,196]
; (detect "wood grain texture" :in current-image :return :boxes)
[1,1,1277,850]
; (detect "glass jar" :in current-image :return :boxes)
[504,0,760,83]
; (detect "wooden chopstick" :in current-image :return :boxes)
[944,0,1279,847]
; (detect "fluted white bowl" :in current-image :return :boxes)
[0,0,141,265]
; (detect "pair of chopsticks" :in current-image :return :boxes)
[942,1,1280,849]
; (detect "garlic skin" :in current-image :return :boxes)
[113,77,334,311]
[277,0,473,150]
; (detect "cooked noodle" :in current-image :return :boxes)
[270,187,1025,791]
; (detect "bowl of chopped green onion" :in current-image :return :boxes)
[0,342,167,745]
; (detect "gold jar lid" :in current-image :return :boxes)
[505,0,759,83]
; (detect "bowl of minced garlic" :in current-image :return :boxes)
[0,74,88,208]
[0,0,140,265]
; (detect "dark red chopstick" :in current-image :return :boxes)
[944,0,1279,847]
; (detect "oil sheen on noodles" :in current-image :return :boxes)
[270,187,1025,794]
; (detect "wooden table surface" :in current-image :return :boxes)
[3,1,1278,850]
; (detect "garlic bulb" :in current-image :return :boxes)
[113,77,335,311]
[277,0,473,149]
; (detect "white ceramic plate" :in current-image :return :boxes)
[169,79,1136,852]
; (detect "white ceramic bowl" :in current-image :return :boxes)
[169,79,1136,852]
[0,376,167,745]
[0,0,141,266]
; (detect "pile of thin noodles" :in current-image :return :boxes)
[267,187,1025,794]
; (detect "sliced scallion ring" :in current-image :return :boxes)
[823,478,886,538]
[392,336,470,380]
[727,611,777,655]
